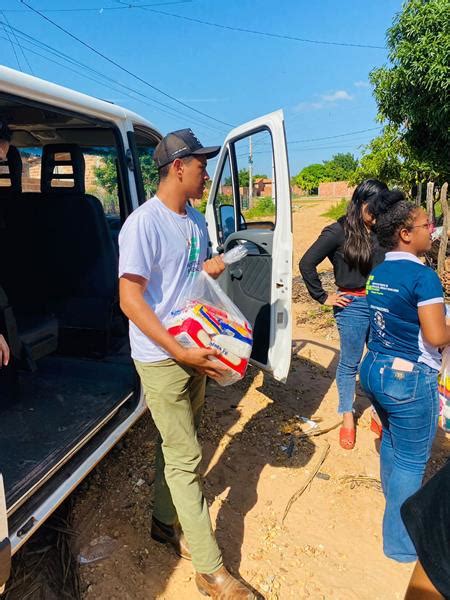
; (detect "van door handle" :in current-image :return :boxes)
[230,266,243,280]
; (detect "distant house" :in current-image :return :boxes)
[253,178,273,197]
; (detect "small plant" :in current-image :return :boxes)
[321,198,348,220]
[244,196,276,219]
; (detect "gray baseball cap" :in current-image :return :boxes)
[153,128,220,168]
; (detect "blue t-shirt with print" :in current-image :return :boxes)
[366,252,444,370]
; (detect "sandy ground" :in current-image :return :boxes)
[70,197,449,600]
[8,197,449,600]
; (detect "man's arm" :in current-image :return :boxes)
[119,274,228,379]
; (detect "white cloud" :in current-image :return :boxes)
[354,80,370,88]
[293,89,353,112]
[321,90,353,102]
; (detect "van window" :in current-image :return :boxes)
[14,146,122,216]
[132,128,159,203]
[233,129,276,227]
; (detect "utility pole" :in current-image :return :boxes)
[248,135,253,209]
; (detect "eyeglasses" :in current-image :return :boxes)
[410,221,434,233]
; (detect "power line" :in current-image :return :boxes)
[0,1,193,12]
[1,18,229,135]
[19,0,235,128]
[135,5,385,50]
[1,10,34,74]
[246,127,382,151]
[289,127,381,144]
[0,10,22,70]
[0,31,222,134]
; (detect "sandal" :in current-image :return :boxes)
[370,416,383,439]
[339,426,356,450]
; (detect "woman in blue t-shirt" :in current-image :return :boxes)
[360,199,450,564]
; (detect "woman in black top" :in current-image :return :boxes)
[299,180,399,449]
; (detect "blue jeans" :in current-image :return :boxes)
[333,295,370,414]
[359,350,439,562]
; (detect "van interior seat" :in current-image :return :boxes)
[0,144,22,228]
[0,147,58,370]
[39,143,118,344]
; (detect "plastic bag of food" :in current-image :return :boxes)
[165,268,252,386]
[438,346,450,432]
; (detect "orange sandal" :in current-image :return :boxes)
[370,416,383,439]
[339,427,356,450]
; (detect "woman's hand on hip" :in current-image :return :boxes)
[0,334,10,366]
[324,293,352,308]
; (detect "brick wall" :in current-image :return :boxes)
[318,181,356,198]
[21,154,106,193]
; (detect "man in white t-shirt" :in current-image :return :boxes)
[119,129,256,599]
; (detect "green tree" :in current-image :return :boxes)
[94,150,159,198]
[93,154,117,195]
[370,0,450,182]
[225,169,268,187]
[324,153,358,181]
[137,149,159,197]
[293,163,330,193]
[350,125,440,192]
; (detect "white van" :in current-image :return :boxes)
[0,65,292,592]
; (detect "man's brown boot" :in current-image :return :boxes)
[150,517,191,560]
[195,566,258,599]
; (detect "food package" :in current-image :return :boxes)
[438,346,450,432]
[165,271,253,386]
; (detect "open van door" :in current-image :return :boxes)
[0,475,11,594]
[206,110,292,382]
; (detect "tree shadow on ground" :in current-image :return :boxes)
[199,338,341,575]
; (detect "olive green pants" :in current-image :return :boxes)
[134,358,223,574]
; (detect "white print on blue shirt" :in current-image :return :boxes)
[367,252,444,370]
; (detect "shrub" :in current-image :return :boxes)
[321,198,348,220]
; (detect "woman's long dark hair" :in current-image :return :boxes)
[342,179,396,276]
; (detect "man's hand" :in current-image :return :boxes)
[203,255,225,279]
[176,346,229,379]
[0,334,10,367]
[323,293,352,308]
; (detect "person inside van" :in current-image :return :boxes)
[0,118,11,161]
[119,129,257,600]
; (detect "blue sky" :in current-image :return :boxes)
[0,0,402,176]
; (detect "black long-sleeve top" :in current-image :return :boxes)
[299,217,385,304]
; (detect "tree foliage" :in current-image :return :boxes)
[370,0,450,182]
[294,163,330,193]
[225,169,268,187]
[93,154,117,195]
[94,150,159,198]
[350,125,440,191]
[324,153,358,181]
[293,153,358,193]
[138,149,159,197]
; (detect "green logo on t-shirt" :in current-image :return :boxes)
[187,236,201,275]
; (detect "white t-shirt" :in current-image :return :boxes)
[118,195,208,362]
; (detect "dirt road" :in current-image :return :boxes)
[11,198,449,600]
